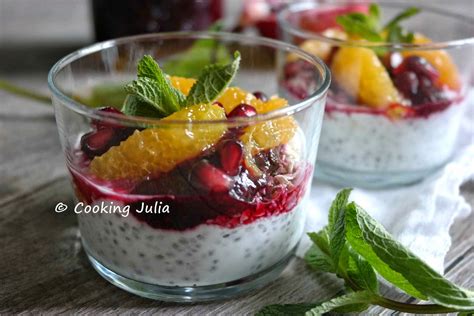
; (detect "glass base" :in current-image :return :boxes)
[315,161,444,189]
[86,246,296,302]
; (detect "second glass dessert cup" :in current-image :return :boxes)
[48,32,330,301]
[279,1,474,188]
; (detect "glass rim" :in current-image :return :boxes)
[277,1,474,51]
[48,31,331,126]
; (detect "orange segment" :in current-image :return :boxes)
[169,76,196,96]
[402,34,461,91]
[216,87,257,113]
[90,103,226,180]
[331,46,401,108]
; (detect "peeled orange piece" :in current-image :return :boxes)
[169,76,196,96]
[331,46,401,108]
[402,34,461,91]
[90,103,226,180]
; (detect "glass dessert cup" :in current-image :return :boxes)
[48,32,330,302]
[278,1,474,188]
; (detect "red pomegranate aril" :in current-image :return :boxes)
[191,160,232,193]
[253,91,268,101]
[219,140,243,176]
[227,103,257,118]
[394,71,419,99]
[394,56,439,82]
[81,128,116,158]
[93,106,124,130]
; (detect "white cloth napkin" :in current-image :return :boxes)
[297,90,474,274]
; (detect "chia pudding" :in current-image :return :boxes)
[279,2,470,186]
[67,61,315,288]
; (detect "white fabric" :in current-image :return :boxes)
[297,90,474,274]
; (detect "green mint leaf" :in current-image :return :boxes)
[136,55,186,110]
[304,244,336,273]
[185,51,241,106]
[345,202,474,309]
[336,15,383,42]
[121,94,162,118]
[305,291,374,315]
[384,7,420,30]
[346,248,379,293]
[369,3,381,21]
[327,188,352,268]
[256,303,320,316]
[307,228,330,255]
[125,77,174,116]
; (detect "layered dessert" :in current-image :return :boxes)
[283,3,466,184]
[70,53,311,286]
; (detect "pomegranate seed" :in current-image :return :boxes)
[394,71,419,99]
[394,56,439,82]
[80,128,116,158]
[253,91,268,101]
[227,103,257,119]
[93,106,124,130]
[191,160,232,193]
[219,140,243,176]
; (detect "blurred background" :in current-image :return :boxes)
[0,0,472,76]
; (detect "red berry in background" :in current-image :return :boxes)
[394,71,419,99]
[191,160,232,193]
[227,103,257,118]
[219,140,244,176]
[393,56,439,82]
[253,91,268,101]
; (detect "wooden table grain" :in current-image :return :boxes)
[0,1,472,314]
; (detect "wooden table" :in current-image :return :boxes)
[1,1,472,314]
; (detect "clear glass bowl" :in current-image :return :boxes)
[278,1,474,188]
[48,32,329,301]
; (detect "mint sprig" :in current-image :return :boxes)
[257,189,474,315]
[336,4,420,44]
[121,52,240,118]
[186,51,241,106]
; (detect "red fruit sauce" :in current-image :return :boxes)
[70,143,312,231]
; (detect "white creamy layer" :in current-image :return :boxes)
[78,204,305,287]
[317,102,465,172]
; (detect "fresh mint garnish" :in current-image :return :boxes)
[256,189,474,315]
[336,4,420,44]
[125,55,186,116]
[186,51,241,106]
[121,52,240,118]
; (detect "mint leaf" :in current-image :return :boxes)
[369,3,380,21]
[136,55,186,109]
[185,51,241,106]
[384,7,420,30]
[256,303,320,316]
[304,244,335,273]
[121,94,162,118]
[327,188,352,268]
[125,77,175,116]
[306,291,374,315]
[345,202,474,309]
[308,229,330,255]
[336,15,383,42]
[345,248,379,293]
